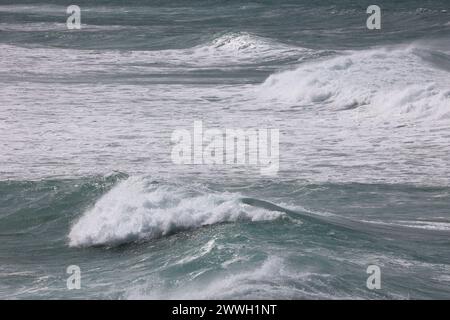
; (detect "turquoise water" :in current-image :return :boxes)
[0,0,450,299]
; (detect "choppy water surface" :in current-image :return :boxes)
[0,0,449,299]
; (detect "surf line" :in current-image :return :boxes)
[171,120,279,176]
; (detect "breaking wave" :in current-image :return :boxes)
[188,32,313,64]
[68,177,450,248]
[258,45,450,123]
[68,177,284,247]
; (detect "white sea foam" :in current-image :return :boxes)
[175,239,217,265]
[258,46,450,123]
[68,177,284,247]
[362,219,450,231]
[188,32,310,64]
[125,256,344,299]
[2,36,450,184]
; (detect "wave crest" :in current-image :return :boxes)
[258,46,450,122]
[68,177,283,247]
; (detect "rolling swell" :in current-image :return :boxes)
[2,175,449,247]
[65,176,450,247]
[2,175,450,299]
[241,197,450,242]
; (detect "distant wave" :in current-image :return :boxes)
[0,32,312,80]
[188,32,314,64]
[258,45,450,123]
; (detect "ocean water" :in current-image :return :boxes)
[1,0,450,299]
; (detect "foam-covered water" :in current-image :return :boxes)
[1,0,450,299]
[259,46,450,122]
